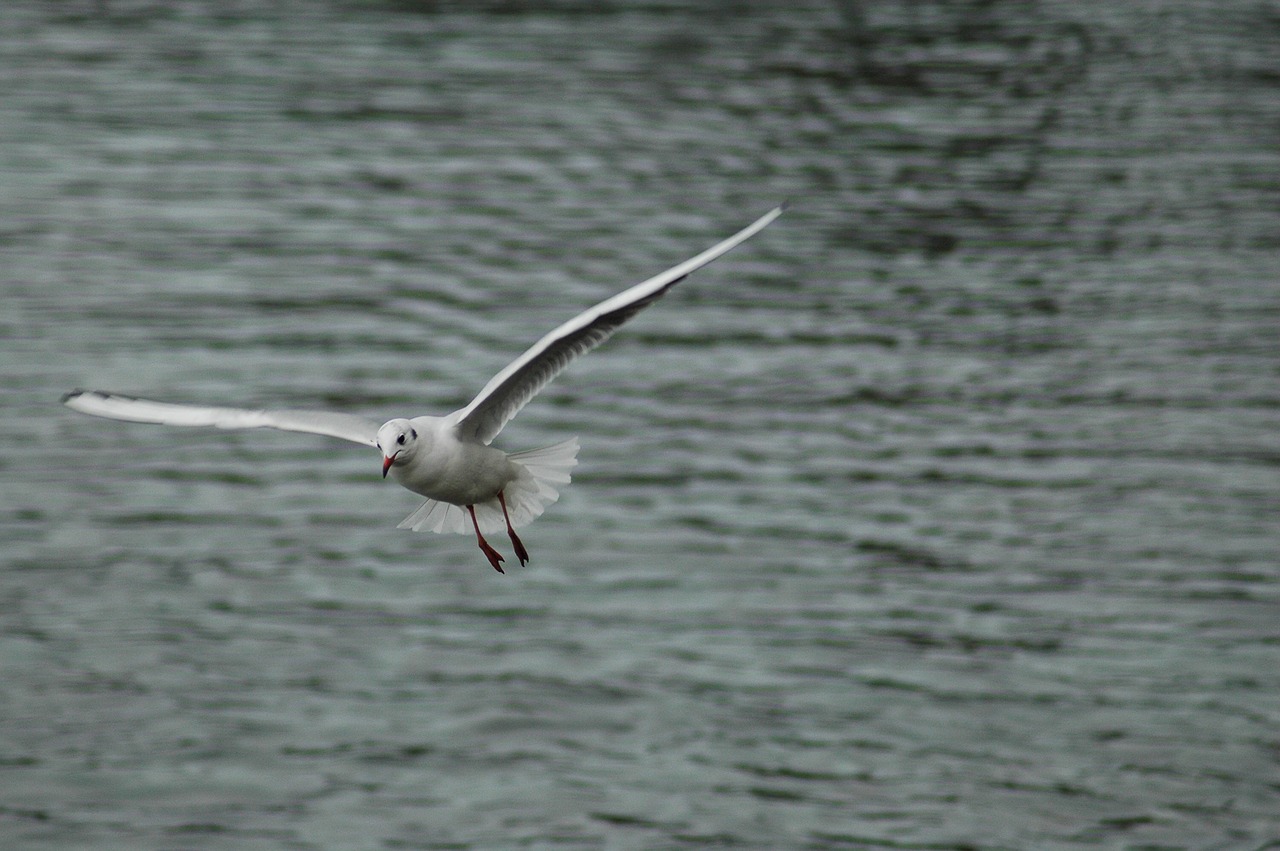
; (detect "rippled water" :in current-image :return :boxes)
[3,1,1278,848]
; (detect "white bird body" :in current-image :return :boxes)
[386,417,513,505]
[63,205,784,572]
[381,415,570,534]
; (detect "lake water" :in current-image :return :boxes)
[3,1,1278,848]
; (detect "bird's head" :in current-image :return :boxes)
[376,418,419,478]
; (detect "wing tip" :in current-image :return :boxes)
[62,388,103,407]
[63,388,122,408]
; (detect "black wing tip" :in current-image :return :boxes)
[63,388,122,405]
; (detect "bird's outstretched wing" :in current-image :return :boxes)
[449,204,785,444]
[62,389,380,448]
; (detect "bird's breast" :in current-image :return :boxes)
[391,440,514,506]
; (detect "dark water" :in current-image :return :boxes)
[3,1,1279,848]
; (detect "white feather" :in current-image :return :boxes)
[61,389,379,447]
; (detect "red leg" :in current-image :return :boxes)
[467,505,505,573]
[497,491,530,566]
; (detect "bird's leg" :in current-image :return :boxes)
[497,491,530,566]
[467,505,505,573]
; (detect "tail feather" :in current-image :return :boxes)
[398,437,579,535]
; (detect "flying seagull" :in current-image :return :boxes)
[63,204,785,572]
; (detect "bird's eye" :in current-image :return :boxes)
[397,434,406,445]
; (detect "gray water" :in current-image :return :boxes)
[3,1,1278,848]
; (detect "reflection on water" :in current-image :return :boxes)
[3,0,1278,847]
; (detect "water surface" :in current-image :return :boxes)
[2,1,1278,848]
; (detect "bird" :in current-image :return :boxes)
[63,204,785,572]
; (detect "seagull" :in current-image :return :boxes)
[63,204,785,572]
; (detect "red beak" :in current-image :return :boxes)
[382,453,398,478]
